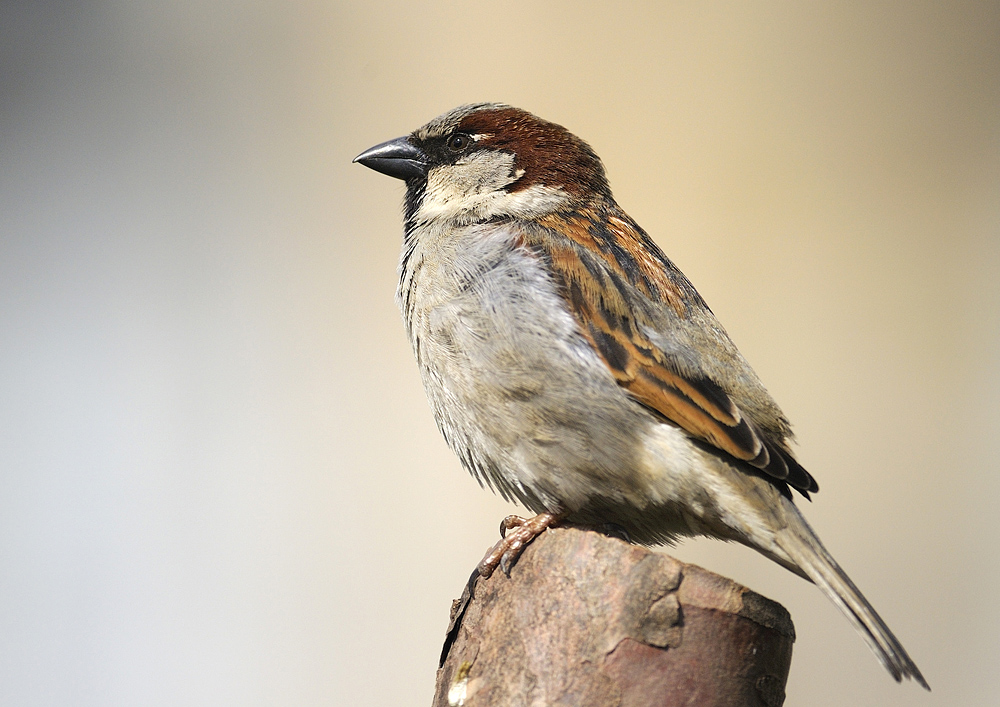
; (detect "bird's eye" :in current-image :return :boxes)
[447,133,471,152]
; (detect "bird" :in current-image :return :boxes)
[354,103,927,689]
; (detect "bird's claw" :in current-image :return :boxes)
[477,512,562,579]
[498,514,527,538]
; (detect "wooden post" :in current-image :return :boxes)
[433,527,795,707]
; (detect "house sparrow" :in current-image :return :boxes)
[354,103,927,688]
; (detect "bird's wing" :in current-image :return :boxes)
[532,207,818,496]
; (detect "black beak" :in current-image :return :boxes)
[353,136,428,181]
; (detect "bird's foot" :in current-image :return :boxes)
[477,512,562,579]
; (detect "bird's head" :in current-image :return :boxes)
[354,104,611,227]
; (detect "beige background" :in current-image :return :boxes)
[1,1,997,705]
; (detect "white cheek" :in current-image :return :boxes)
[414,153,571,224]
[416,167,482,223]
[497,184,572,218]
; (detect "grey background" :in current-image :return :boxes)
[1,1,997,705]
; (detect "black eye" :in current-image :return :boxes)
[447,133,471,152]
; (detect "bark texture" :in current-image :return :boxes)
[433,527,794,707]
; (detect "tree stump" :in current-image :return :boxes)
[433,527,794,707]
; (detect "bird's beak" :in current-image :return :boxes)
[353,136,428,181]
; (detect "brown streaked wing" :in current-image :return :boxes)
[530,214,818,495]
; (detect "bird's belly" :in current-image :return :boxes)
[403,239,713,534]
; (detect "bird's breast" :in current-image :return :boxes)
[396,221,679,514]
[399,222,590,411]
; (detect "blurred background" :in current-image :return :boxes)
[1,1,997,705]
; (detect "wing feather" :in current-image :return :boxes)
[532,208,818,496]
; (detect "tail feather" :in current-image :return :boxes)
[776,507,929,690]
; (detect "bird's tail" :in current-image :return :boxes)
[774,505,929,690]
